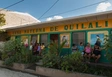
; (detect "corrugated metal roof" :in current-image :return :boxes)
[1,10,112,30]
[0,9,40,30]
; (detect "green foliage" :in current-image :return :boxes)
[3,56,16,66]
[0,13,6,26]
[103,34,112,62]
[0,51,2,60]
[3,40,16,52]
[42,40,112,77]
[42,52,61,68]
[42,41,87,72]
[1,39,40,66]
[49,41,66,56]
[3,38,22,52]
[1,39,22,60]
[0,32,10,41]
[85,65,112,77]
[15,47,40,64]
[61,52,87,72]
[0,42,4,60]
[1,52,8,60]
[42,41,66,69]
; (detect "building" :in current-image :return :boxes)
[2,10,112,63]
[0,9,40,41]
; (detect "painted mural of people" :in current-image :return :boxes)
[24,39,28,47]
[96,35,102,47]
[62,35,69,46]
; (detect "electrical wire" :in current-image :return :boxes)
[40,0,108,19]
[0,0,24,11]
[0,0,38,26]
[38,0,59,19]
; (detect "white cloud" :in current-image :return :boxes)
[96,2,111,12]
[46,16,63,21]
[46,17,53,21]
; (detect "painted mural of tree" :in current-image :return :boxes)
[0,13,6,26]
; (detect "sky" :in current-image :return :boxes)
[0,0,112,22]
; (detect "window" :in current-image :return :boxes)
[31,35,38,45]
[40,34,48,46]
[72,32,85,45]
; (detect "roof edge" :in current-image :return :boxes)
[2,10,112,30]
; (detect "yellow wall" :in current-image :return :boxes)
[8,19,112,36]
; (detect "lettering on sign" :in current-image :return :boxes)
[11,21,109,35]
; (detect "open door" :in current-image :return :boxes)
[50,34,59,44]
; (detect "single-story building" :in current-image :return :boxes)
[1,10,112,63]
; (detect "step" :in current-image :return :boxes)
[27,64,37,70]
[35,62,43,66]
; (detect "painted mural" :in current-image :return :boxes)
[88,31,108,46]
[60,33,70,48]
[21,36,29,47]
[90,34,104,46]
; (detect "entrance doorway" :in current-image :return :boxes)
[50,34,59,43]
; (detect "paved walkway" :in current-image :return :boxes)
[0,67,39,77]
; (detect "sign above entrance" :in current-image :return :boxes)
[9,20,112,35]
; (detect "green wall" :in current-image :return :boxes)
[12,28,112,63]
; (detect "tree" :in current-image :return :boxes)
[0,13,7,41]
[0,13,6,26]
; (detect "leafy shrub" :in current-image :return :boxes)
[1,52,8,60]
[0,42,4,52]
[42,52,61,68]
[42,41,66,69]
[84,64,112,77]
[3,56,16,66]
[1,39,22,60]
[0,42,4,60]
[103,34,112,62]
[61,52,87,72]
[42,41,87,72]
[1,39,40,66]
[41,39,112,77]
[15,47,40,64]
[0,32,10,41]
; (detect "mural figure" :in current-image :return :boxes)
[60,33,70,48]
[90,33,104,46]
[24,38,28,47]
[96,35,102,47]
